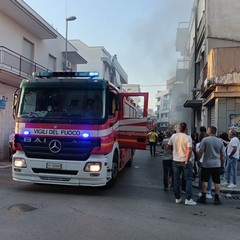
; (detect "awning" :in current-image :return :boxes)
[183,99,202,108]
[62,51,87,64]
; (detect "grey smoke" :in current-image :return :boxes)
[130,0,193,85]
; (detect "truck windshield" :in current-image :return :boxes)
[18,87,105,119]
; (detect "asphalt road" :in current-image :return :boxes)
[0,148,239,240]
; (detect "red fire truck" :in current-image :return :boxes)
[12,71,148,187]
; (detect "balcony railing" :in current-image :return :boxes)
[0,46,50,77]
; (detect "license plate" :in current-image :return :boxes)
[46,163,62,169]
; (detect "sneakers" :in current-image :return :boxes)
[175,198,182,204]
[227,183,237,189]
[197,196,207,204]
[198,196,222,205]
[221,181,229,187]
[185,199,197,206]
[214,198,222,205]
[206,194,213,199]
[198,192,212,199]
[175,198,197,205]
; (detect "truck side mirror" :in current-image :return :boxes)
[12,90,19,119]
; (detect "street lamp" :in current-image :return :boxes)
[65,16,76,71]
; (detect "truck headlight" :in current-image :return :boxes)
[84,162,101,172]
[13,158,27,168]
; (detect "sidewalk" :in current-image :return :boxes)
[192,177,240,194]
[155,145,240,194]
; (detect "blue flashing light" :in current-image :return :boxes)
[23,130,30,135]
[88,71,99,78]
[82,133,90,138]
[32,72,51,78]
[32,71,99,79]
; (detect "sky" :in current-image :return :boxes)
[24,0,193,109]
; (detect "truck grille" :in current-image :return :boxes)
[39,176,71,182]
[15,135,101,161]
[32,168,78,175]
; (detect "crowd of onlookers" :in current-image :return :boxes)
[147,123,239,206]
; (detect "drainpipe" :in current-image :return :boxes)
[192,2,198,134]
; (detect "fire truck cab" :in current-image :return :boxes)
[12,71,148,187]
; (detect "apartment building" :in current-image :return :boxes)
[155,89,170,131]
[155,73,191,132]
[70,40,128,87]
[0,0,127,160]
[183,0,240,134]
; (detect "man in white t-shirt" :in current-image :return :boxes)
[168,122,196,206]
[223,129,240,189]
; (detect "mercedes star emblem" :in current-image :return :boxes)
[49,140,62,153]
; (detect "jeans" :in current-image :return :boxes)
[162,160,173,188]
[149,142,156,155]
[226,156,238,185]
[173,161,193,200]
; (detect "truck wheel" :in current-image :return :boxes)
[106,151,119,188]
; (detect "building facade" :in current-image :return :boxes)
[183,0,240,134]
[155,89,170,131]
[70,40,128,87]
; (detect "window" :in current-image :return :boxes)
[48,54,56,71]
[23,38,34,61]
[22,38,34,74]
[19,86,105,119]
[122,96,143,119]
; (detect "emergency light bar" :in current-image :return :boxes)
[32,71,99,79]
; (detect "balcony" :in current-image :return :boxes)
[0,46,49,87]
[176,59,189,83]
[176,22,189,56]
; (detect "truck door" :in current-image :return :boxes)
[118,92,149,150]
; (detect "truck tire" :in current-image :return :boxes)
[106,151,119,188]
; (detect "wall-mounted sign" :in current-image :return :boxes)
[0,100,6,109]
[229,114,240,132]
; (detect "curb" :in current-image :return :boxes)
[192,178,240,194]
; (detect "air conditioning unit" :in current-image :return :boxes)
[65,60,72,69]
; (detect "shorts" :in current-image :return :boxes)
[201,167,221,184]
